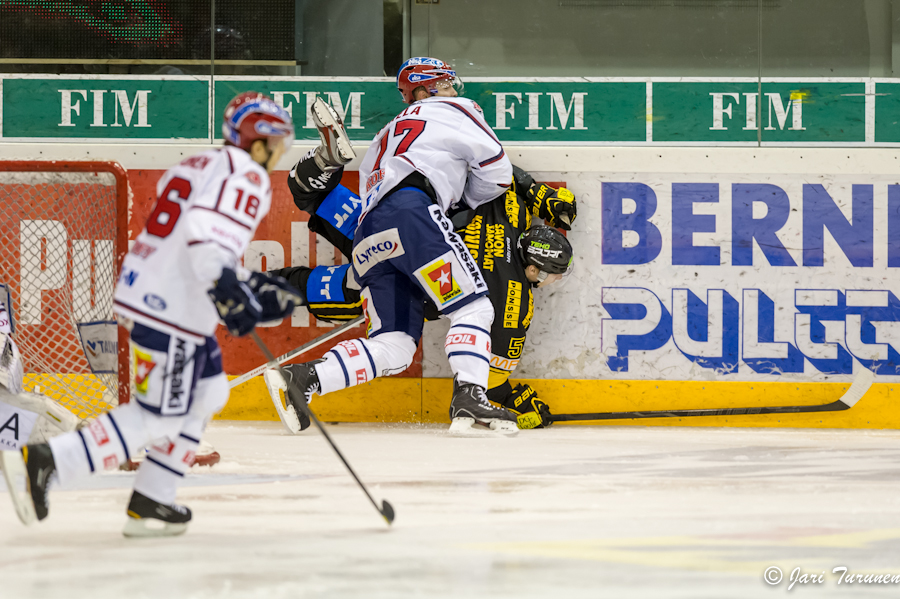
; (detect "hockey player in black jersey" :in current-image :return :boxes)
[274,98,576,429]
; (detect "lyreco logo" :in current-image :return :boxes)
[353,229,405,276]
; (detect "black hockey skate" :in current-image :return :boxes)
[282,362,321,431]
[448,377,518,436]
[311,97,356,170]
[0,443,55,524]
[123,490,192,538]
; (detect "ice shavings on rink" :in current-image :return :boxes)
[3,421,900,598]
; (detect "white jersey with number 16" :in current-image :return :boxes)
[113,146,271,342]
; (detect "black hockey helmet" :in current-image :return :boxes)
[519,225,573,285]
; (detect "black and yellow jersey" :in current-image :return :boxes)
[457,178,536,388]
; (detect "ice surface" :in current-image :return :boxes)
[3,422,900,598]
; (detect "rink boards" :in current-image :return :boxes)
[221,376,900,429]
[2,144,900,429]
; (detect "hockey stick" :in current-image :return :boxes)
[552,368,876,422]
[229,316,364,389]
[249,331,395,526]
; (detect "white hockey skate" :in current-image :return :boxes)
[311,97,356,170]
[448,377,518,437]
[264,367,308,434]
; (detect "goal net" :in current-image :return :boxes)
[0,161,129,420]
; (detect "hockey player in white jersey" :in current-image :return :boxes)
[281,57,519,435]
[0,92,301,536]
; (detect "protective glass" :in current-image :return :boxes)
[535,258,574,288]
[434,76,465,98]
[268,131,294,154]
[535,271,562,288]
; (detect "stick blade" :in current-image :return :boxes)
[381,500,395,525]
[839,368,876,408]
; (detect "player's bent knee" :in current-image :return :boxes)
[366,331,418,376]
[447,296,494,330]
[191,373,230,423]
[113,401,187,452]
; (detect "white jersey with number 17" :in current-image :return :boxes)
[359,96,512,216]
[113,146,271,342]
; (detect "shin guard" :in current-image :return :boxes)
[445,297,494,387]
[132,433,199,505]
[48,411,138,484]
[315,332,417,395]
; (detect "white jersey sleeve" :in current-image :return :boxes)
[114,147,271,341]
[359,97,512,215]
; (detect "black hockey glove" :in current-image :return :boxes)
[512,164,535,194]
[529,184,577,231]
[245,271,305,322]
[208,268,263,337]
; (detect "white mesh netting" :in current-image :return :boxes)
[0,166,124,420]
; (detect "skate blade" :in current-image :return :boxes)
[0,451,37,525]
[487,420,519,436]
[311,100,356,163]
[123,517,188,538]
[448,418,519,437]
[264,368,305,435]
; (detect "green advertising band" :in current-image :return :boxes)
[2,75,899,144]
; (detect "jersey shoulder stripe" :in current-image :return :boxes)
[113,299,207,341]
[479,149,506,168]
[186,238,239,259]
[433,100,502,146]
[213,149,237,210]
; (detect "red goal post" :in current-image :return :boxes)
[0,161,130,419]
